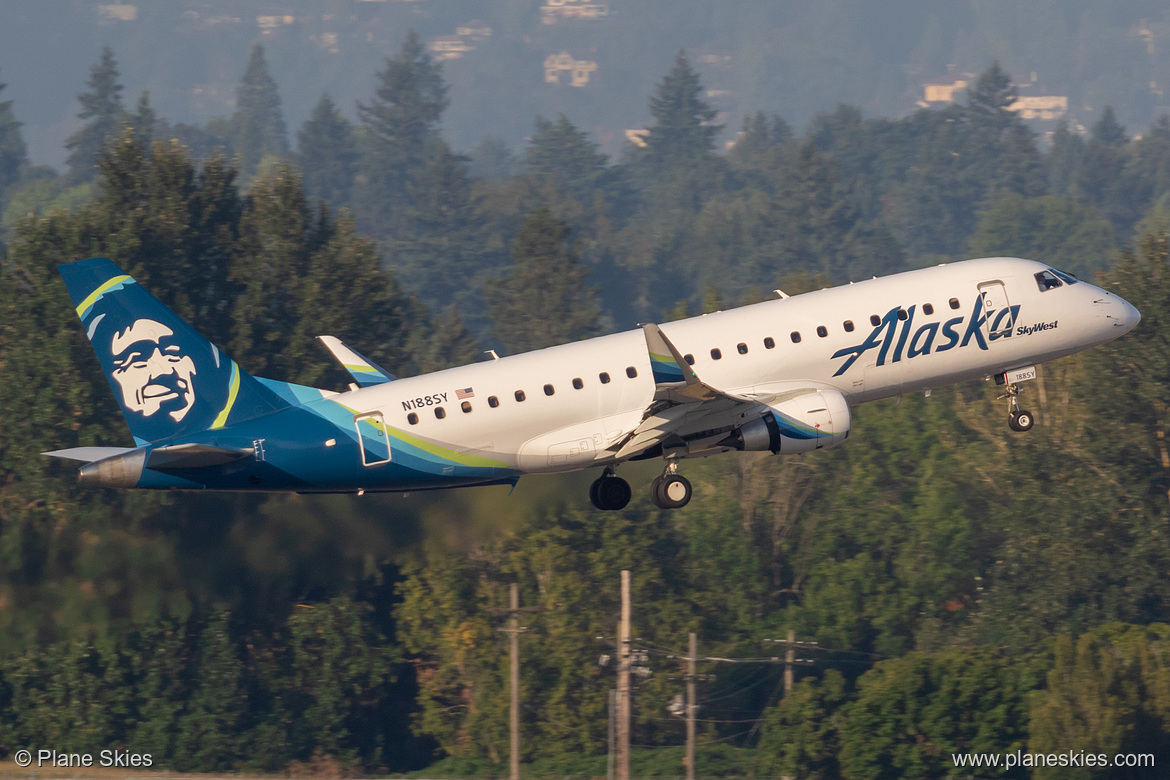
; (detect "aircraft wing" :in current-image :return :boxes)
[318,335,397,387]
[609,324,762,459]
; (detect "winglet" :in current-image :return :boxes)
[642,323,698,386]
[317,336,397,388]
[641,324,719,403]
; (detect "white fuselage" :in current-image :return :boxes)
[339,258,1139,474]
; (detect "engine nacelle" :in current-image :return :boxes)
[731,389,851,454]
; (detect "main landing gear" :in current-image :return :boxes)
[650,460,692,509]
[590,467,632,511]
[588,462,694,511]
[998,381,1034,432]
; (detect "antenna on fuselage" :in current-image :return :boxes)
[773,289,790,299]
[485,349,501,360]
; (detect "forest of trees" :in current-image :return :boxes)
[4,36,1170,779]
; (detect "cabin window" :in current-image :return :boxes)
[737,343,748,354]
[870,314,881,326]
[407,413,419,425]
[488,396,499,408]
[923,303,934,315]
[1035,270,1063,291]
[515,390,526,402]
[843,320,855,333]
[684,354,695,365]
[544,384,555,396]
[791,332,802,343]
[949,298,960,309]
[461,401,472,413]
[626,366,638,378]
[599,372,611,384]
[816,326,828,338]
[897,308,908,321]
[764,337,775,349]
[572,377,584,389]
[435,407,446,419]
[711,348,722,360]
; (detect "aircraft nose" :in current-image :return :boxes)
[1119,297,1141,333]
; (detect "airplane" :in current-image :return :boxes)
[45,256,1140,510]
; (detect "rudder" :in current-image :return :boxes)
[59,257,287,444]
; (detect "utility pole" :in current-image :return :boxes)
[617,569,631,780]
[607,688,616,780]
[784,628,795,695]
[686,632,696,780]
[509,583,521,780]
[496,584,534,780]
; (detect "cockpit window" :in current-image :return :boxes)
[1035,270,1063,291]
[1050,267,1079,285]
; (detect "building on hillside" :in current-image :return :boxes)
[429,35,472,61]
[544,51,598,87]
[919,73,972,106]
[1008,95,1068,120]
[541,0,609,24]
[625,129,649,148]
[257,15,296,37]
[98,4,137,21]
[456,22,492,40]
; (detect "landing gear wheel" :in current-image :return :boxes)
[1009,409,1034,432]
[590,475,632,511]
[651,474,692,509]
[998,379,1033,433]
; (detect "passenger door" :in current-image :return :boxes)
[354,411,391,466]
[978,281,1015,342]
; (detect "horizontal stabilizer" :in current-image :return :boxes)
[318,335,397,387]
[146,443,253,469]
[43,446,134,463]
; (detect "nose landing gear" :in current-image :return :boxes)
[650,460,692,509]
[999,381,1034,432]
[590,467,632,511]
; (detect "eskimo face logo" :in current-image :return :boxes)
[110,319,197,421]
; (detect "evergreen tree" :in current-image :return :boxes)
[230,43,289,178]
[969,193,1115,279]
[355,30,448,234]
[728,111,791,171]
[64,46,124,184]
[486,208,603,352]
[409,306,481,373]
[1078,107,1133,230]
[131,91,156,149]
[468,135,517,182]
[994,121,1047,198]
[175,612,247,771]
[395,142,482,309]
[963,60,1016,137]
[524,114,608,200]
[296,94,357,209]
[0,70,27,195]
[1047,118,1084,198]
[642,50,719,171]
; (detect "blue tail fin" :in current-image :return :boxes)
[59,258,288,444]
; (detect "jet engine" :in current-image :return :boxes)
[728,389,851,454]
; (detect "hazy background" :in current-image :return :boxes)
[5,0,1170,168]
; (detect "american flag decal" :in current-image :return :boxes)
[456,387,475,399]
